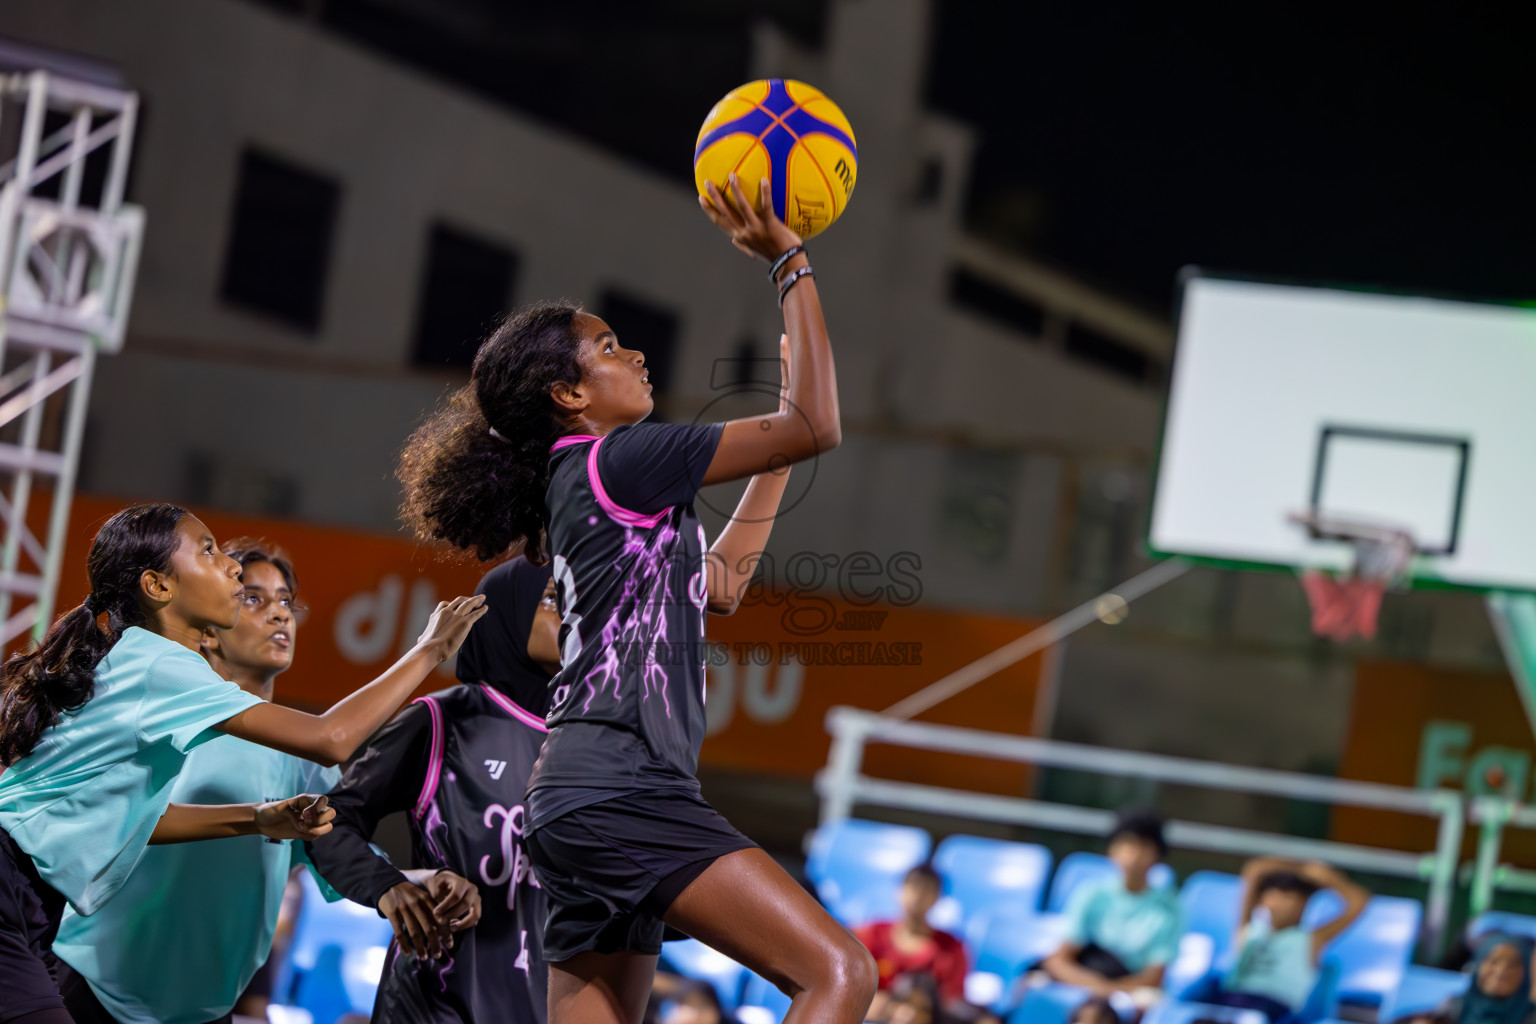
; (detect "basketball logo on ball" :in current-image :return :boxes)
[693,79,857,239]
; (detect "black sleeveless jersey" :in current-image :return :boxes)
[380,684,547,1023]
[307,558,553,1024]
[526,421,724,828]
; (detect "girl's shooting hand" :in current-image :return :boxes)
[699,173,802,261]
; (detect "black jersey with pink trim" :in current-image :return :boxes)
[526,421,724,829]
[308,684,549,1024]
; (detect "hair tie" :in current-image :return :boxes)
[83,593,103,614]
[488,426,513,445]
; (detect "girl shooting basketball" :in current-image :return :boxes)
[397,173,874,1024]
[0,503,485,1023]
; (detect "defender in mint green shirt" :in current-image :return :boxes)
[52,544,342,1024]
[0,626,263,915]
[52,734,340,1024]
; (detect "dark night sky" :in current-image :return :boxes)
[927,4,1536,308]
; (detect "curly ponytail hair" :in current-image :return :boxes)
[398,301,584,563]
[0,502,188,765]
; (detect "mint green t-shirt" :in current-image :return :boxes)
[52,734,341,1024]
[1064,876,1185,973]
[0,627,264,914]
[1222,919,1318,1011]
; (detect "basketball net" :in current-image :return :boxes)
[1286,511,1417,641]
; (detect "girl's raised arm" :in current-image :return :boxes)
[214,594,487,766]
[697,174,842,486]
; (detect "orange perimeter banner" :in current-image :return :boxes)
[1333,659,1536,862]
[699,594,1046,793]
[42,496,1046,789]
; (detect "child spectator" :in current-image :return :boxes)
[1071,996,1120,1024]
[1043,808,1183,995]
[662,979,742,1024]
[883,972,943,1024]
[1434,932,1535,1024]
[857,863,998,1024]
[1199,857,1368,1023]
[858,865,968,1010]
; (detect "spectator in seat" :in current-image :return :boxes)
[662,979,742,1024]
[857,863,996,1024]
[1071,996,1120,1024]
[1198,857,1368,1024]
[1043,808,1183,996]
[1433,932,1535,1024]
[884,972,943,1024]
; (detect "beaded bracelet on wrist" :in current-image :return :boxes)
[768,244,806,282]
[777,266,815,308]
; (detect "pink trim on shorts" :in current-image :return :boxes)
[412,695,445,819]
[586,434,671,529]
[479,684,549,732]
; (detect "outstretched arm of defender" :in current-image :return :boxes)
[214,596,487,765]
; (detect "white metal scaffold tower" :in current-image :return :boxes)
[0,69,143,645]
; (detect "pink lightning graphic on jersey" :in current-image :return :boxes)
[579,520,681,717]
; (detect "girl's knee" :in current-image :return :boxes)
[828,933,878,998]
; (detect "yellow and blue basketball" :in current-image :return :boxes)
[693,79,857,240]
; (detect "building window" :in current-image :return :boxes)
[1063,463,1141,599]
[948,267,1045,338]
[939,449,1018,561]
[914,156,944,206]
[183,450,301,518]
[1064,322,1151,385]
[598,289,679,410]
[412,222,519,369]
[220,148,341,333]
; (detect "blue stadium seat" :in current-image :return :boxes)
[1303,891,1422,1007]
[805,818,932,926]
[1378,965,1469,1021]
[659,938,750,1010]
[1179,871,1245,948]
[340,943,390,1017]
[1468,911,1536,944]
[933,835,1053,932]
[273,870,395,1017]
[1006,983,1089,1024]
[289,945,352,1024]
[1045,852,1176,913]
[973,909,1071,979]
[1166,871,1244,997]
[739,971,794,1024]
[1142,1000,1268,1024]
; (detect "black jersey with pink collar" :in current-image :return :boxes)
[526,421,724,829]
[308,683,550,1024]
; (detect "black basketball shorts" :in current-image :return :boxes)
[525,788,758,962]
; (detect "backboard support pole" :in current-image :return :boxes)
[1488,592,1536,750]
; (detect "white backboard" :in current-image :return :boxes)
[1148,273,1536,591]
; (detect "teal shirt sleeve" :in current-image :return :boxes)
[1143,895,1185,967]
[1064,882,1100,946]
[136,646,264,752]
